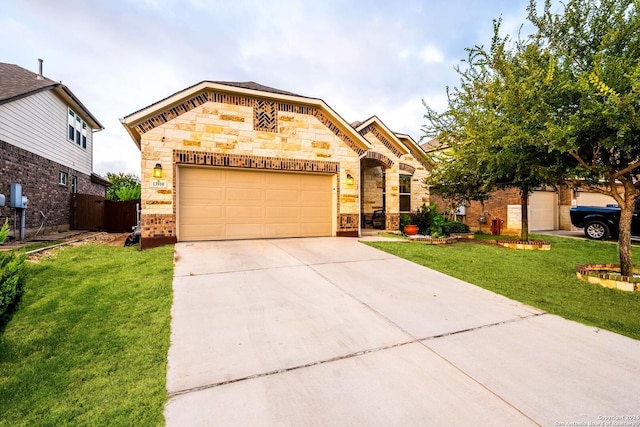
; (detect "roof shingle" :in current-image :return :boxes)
[0,62,58,104]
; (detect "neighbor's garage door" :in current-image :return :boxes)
[575,191,616,207]
[178,167,333,241]
[528,191,557,231]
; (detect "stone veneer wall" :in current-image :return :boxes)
[358,127,431,231]
[138,100,361,242]
[0,139,105,238]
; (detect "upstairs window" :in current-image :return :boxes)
[68,109,87,149]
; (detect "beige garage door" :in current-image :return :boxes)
[178,167,334,241]
[528,191,557,231]
[576,191,616,207]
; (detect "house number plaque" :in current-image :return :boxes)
[151,179,167,189]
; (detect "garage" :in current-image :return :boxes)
[528,191,557,231]
[178,167,334,241]
[575,191,616,207]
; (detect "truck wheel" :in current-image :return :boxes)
[584,221,610,240]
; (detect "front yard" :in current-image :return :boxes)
[2,233,639,426]
[366,234,640,340]
[0,242,174,426]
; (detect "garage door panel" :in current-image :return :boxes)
[181,224,225,239]
[227,189,264,202]
[265,189,300,202]
[225,206,264,220]
[265,206,300,219]
[226,223,265,238]
[180,183,224,198]
[179,167,333,241]
[181,206,225,220]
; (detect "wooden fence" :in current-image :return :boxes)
[70,194,139,233]
[104,199,139,233]
[70,194,105,230]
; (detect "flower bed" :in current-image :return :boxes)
[575,264,639,292]
[495,240,551,251]
[408,235,458,245]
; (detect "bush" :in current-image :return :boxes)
[443,220,471,235]
[0,251,27,321]
[410,204,434,235]
[399,214,412,231]
[0,218,8,244]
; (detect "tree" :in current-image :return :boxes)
[106,172,141,201]
[423,20,567,241]
[528,0,640,276]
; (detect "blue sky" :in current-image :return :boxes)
[1,0,532,176]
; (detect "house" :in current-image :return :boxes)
[421,139,617,234]
[0,60,108,239]
[121,81,432,248]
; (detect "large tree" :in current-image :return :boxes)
[423,21,565,241]
[529,0,640,276]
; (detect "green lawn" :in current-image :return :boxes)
[0,243,174,426]
[365,235,640,340]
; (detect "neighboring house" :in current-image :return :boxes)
[121,81,431,248]
[0,61,108,238]
[421,139,616,234]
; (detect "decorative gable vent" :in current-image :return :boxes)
[254,99,278,132]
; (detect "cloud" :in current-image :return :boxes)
[2,0,533,175]
[419,44,445,64]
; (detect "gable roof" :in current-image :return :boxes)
[0,62,57,102]
[121,80,372,153]
[354,116,432,169]
[355,116,410,156]
[211,81,302,97]
[420,138,448,153]
[0,62,104,130]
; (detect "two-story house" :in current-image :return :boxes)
[0,60,108,239]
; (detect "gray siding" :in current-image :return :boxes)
[0,90,93,175]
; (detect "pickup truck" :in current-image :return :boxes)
[570,200,640,240]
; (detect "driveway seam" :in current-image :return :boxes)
[167,313,545,399]
[306,250,545,427]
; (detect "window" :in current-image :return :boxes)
[71,175,78,193]
[399,174,411,212]
[68,108,88,149]
[59,171,68,186]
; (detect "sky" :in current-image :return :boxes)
[1,0,533,177]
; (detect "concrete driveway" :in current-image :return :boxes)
[165,237,640,426]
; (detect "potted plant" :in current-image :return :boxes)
[400,213,418,235]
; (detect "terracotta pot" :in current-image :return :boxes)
[404,224,418,235]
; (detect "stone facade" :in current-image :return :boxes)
[0,139,105,238]
[124,83,432,246]
[135,93,362,245]
[357,121,431,231]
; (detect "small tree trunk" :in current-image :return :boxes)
[520,188,529,241]
[618,197,635,277]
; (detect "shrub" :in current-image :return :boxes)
[0,251,27,321]
[399,214,411,231]
[410,204,433,235]
[443,220,471,235]
[0,218,8,244]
